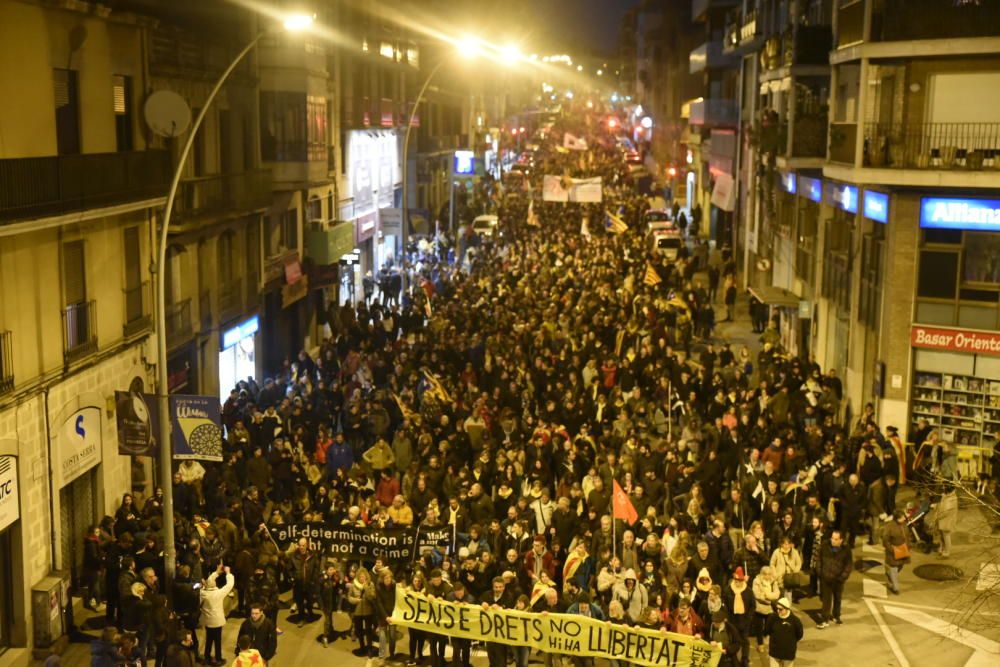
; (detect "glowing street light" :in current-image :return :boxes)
[283,12,315,31]
[597,69,603,76]
[640,116,653,129]
[577,65,583,72]
[500,44,522,64]
[457,35,484,58]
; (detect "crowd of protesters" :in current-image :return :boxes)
[79,108,982,667]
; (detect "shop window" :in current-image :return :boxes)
[917,250,958,299]
[962,232,1000,286]
[923,228,962,245]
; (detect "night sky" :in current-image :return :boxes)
[520,0,639,55]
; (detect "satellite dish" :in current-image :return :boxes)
[144,90,191,138]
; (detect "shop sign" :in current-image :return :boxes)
[825,182,857,213]
[307,262,339,288]
[355,211,377,244]
[453,150,475,176]
[911,325,1000,356]
[919,197,1000,231]
[170,395,223,462]
[780,172,796,194]
[55,406,102,488]
[0,455,18,531]
[115,391,159,456]
[222,316,259,350]
[282,274,309,308]
[863,191,889,224]
[797,175,822,203]
[710,172,736,212]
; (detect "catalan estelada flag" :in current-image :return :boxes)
[604,210,628,234]
[644,263,662,286]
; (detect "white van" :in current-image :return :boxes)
[651,228,683,260]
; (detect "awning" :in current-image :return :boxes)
[749,285,800,308]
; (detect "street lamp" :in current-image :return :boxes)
[400,35,490,291]
[154,11,313,600]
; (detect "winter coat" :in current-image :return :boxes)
[769,547,803,581]
[765,611,804,661]
[363,441,395,472]
[90,640,121,667]
[236,616,278,661]
[936,493,958,534]
[348,572,376,617]
[199,572,235,628]
[882,519,911,567]
[611,576,648,622]
[817,542,853,583]
[751,574,780,615]
[325,443,355,476]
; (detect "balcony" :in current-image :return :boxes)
[783,26,833,67]
[790,114,829,158]
[0,150,171,223]
[872,0,1000,43]
[725,8,763,54]
[0,330,12,395]
[123,281,152,338]
[829,122,858,164]
[862,122,1000,169]
[693,0,739,23]
[690,40,740,73]
[689,99,739,128]
[174,170,272,220]
[62,300,97,363]
[218,276,244,317]
[165,299,192,349]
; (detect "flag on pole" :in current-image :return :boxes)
[421,368,453,405]
[751,479,765,509]
[612,480,639,525]
[527,200,540,227]
[563,132,589,151]
[644,263,662,286]
[604,210,628,234]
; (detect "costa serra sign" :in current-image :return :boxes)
[911,325,1000,356]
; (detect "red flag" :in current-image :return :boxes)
[612,480,638,525]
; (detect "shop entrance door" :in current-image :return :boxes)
[0,529,12,652]
[59,469,96,588]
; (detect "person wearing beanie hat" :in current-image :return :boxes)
[765,596,803,665]
[709,609,740,667]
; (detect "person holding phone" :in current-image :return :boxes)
[199,564,234,666]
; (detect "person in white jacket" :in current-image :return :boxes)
[611,569,648,623]
[200,564,234,666]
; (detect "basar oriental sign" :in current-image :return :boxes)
[911,325,1000,356]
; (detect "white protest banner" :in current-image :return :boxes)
[391,589,721,667]
[543,175,570,202]
[570,177,603,203]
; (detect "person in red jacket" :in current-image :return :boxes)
[523,535,556,585]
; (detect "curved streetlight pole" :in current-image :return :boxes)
[155,30,266,599]
[400,58,446,293]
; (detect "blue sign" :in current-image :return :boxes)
[920,197,1000,231]
[222,316,259,349]
[798,176,822,203]
[780,172,796,194]
[453,150,475,176]
[825,182,858,214]
[863,191,889,224]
